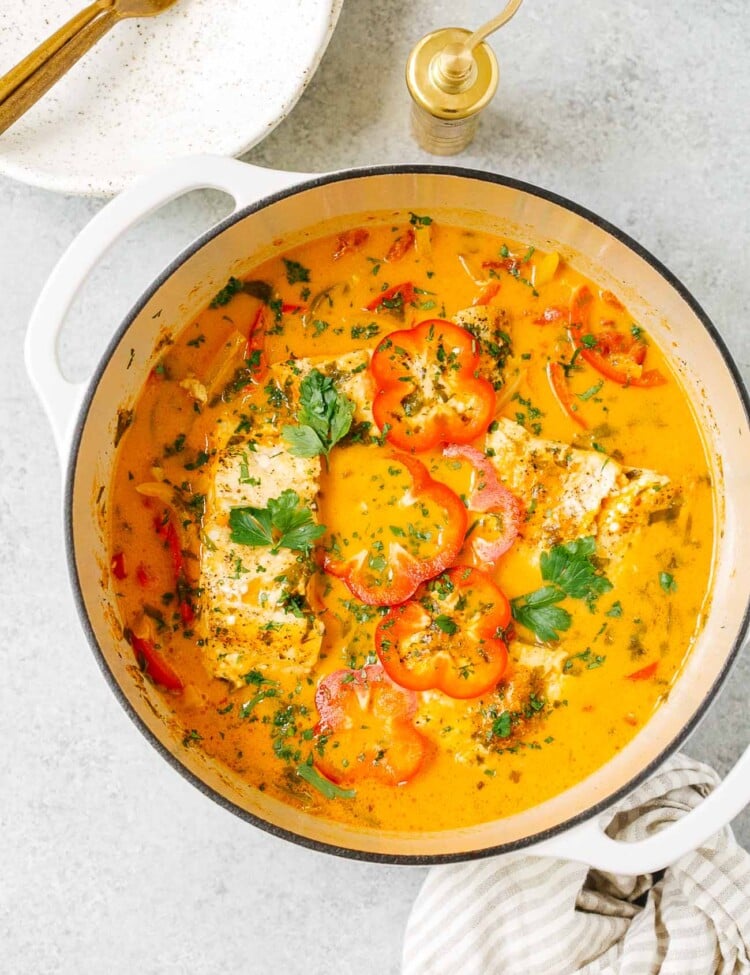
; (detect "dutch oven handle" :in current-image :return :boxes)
[25,154,308,460]
[530,745,750,873]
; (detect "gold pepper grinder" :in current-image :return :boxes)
[406,0,525,155]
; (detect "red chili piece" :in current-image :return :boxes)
[568,286,666,388]
[111,551,127,580]
[125,628,183,692]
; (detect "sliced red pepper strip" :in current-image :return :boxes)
[154,512,194,625]
[333,228,369,260]
[124,628,183,692]
[442,444,523,565]
[111,551,127,580]
[280,302,306,314]
[386,227,415,262]
[322,452,468,606]
[375,567,510,699]
[568,286,666,388]
[626,661,659,681]
[243,306,268,381]
[370,319,495,452]
[313,665,426,786]
[366,281,416,313]
[547,361,588,429]
[473,281,500,306]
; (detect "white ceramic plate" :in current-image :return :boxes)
[0,0,343,196]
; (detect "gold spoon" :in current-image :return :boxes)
[0,0,179,136]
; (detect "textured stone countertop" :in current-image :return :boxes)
[2,1,749,972]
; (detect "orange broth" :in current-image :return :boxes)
[109,214,714,831]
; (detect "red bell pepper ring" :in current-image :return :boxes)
[442,444,523,565]
[322,452,468,606]
[124,628,183,692]
[547,361,588,429]
[111,551,127,580]
[626,661,659,681]
[313,665,427,786]
[568,286,667,388]
[366,280,416,313]
[375,567,510,699]
[333,228,369,260]
[370,319,496,452]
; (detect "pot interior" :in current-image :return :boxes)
[68,169,750,860]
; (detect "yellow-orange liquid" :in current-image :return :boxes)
[109,217,713,831]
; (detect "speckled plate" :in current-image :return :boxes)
[0,0,343,196]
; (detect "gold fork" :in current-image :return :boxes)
[0,0,179,136]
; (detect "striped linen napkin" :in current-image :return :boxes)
[403,754,750,975]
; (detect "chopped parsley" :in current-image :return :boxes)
[659,571,678,594]
[282,258,310,285]
[434,615,459,635]
[210,277,244,308]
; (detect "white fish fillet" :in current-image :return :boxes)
[201,351,375,687]
[485,418,676,560]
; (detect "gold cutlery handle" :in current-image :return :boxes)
[0,6,118,136]
[0,2,106,103]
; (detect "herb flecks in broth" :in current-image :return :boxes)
[108,215,714,832]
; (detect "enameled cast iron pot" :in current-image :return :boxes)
[26,156,750,870]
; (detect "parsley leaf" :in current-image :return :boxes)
[229,490,325,554]
[282,258,310,285]
[409,212,433,227]
[434,614,459,635]
[540,536,613,606]
[210,276,244,308]
[659,571,678,593]
[511,537,613,642]
[511,586,573,643]
[282,369,355,459]
[296,761,356,800]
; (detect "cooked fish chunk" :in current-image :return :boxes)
[273,350,374,426]
[484,418,674,558]
[453,305,513,392]
[415,640,566,764]
[201,438,323,688]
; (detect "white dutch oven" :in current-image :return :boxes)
[25,155,750,871]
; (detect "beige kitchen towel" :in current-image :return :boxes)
[403,753,750,975]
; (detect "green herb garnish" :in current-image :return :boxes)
[229,489,325,554]
[283,369,355,459]
[296,760,356,799]
[511,537,613,641]
[659,571,678,593]
[282,258,310,285]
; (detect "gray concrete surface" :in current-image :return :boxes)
[2,1,749,972]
